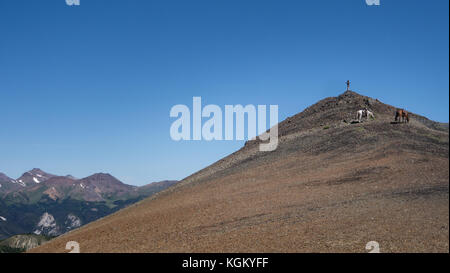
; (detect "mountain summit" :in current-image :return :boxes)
[31,91,449,252]
[253,90,447,143]
[0,173,19,193]
[14,168,56,187]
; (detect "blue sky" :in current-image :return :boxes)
[0,0,448,185]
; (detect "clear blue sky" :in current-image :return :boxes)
[0,0,448,185]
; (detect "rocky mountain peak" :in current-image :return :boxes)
[0,172,13,183]
[15,168,56,186]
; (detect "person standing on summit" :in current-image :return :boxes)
[346,80,351,91]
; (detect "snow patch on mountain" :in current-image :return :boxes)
[13,179,26,187]
[33,177,40,183]
[0,216,6,221]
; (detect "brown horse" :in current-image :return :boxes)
[395,109,409,123]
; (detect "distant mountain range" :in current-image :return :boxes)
[0,168,178,241]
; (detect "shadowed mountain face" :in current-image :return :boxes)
[0,168,178,241]
[31,91,449,253]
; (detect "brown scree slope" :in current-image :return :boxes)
[31,91,449,253]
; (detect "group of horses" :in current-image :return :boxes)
[356,109,375,122]
[356,108,409,123]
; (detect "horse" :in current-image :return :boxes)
[357,110,365,122]
[395,109,409,123]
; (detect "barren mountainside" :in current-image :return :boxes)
[31,91,449,253]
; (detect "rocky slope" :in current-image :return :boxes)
[31,90,449,253]
[0,234,52,253]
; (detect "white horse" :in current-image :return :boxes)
[357,109,374,122]
[357,110,365,122]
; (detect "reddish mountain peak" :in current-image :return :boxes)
[27,168,55,176]
[16,168,56,186]
[0,172,23,193]
[83,173,120,182]
[79,173,133,190]
[0,172,13,182]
